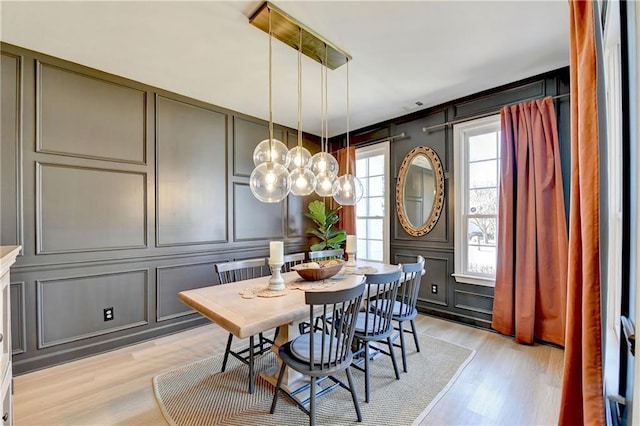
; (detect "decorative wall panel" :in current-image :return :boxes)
[1,53,22,247]
[36,163,147,253]
[156,96,227,246]
[233,183,283,241]
[10,282,25,355]
[37,269,148,348]
[36,62,146,163]
[156,261,216,321]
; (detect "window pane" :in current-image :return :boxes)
[368,240,383,262]
[466,217,497,245]
[357,239,367,258]
[368,218,383,240]
[369,175,384,197]
[356,158,368,178]
[368,155,384,176]
[368,197,384,217]
[468,160,497,188]
[357,219,367,238]
[468,132,498,161]
[466,244,496,276]
[357,197,367,215]
[360,176,369,198]
[468,188,498,214]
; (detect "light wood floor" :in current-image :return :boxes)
[13,314,563,425]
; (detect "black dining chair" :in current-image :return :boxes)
[352,269,402,403]
[281,252,306,272]
[308,248,344,262]
[270,282,365,426]
[395,256,424,372]
[214,257,272,393]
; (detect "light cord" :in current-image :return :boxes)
[267,7,274,159]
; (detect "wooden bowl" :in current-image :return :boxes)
[292,260,344,281]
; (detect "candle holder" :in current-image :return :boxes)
[268,262,285,291]
[345,251,357,272]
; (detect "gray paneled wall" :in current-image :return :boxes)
[0,43,315,373]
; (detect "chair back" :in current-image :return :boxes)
[280,252,306,272]
[303,282,366,371]
[308,249,344,262]
[360,269,403,338]
[397,256,425,319]
[214,258,269,284]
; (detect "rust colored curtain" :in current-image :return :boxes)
[335,147,356,235]
[491,97,568,346]
[559,1,605,424]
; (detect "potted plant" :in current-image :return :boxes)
[305,200,346,251]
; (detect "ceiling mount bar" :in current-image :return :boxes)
[249,1,351,70]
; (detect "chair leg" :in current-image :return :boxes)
[259,332,265,353]
[221,333,233,372]
[248,335,255,394]
[310,377,317,426]
[387,336,400,380]
[398,321,408,373]
[410,319,420,352]
[364,342,370,403]
[269,362,287,414]
[345,367,362,422]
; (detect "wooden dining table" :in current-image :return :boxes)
[178,259,402,389]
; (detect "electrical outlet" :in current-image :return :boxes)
[431,284,438,294]
[103,307,114,321]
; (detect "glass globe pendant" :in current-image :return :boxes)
[332,173,364,205]
[287,145,312,171]
[253,138,290,168]
[315,171,337,197]
[249,161,291,203]
[289,167,317,196]
[310,151,339,176]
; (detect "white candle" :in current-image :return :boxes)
[346,235,356,253]
[269,241,283,264]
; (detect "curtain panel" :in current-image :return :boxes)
[559,1,605,424]
[335,147,356,235]
[491,97,568,346]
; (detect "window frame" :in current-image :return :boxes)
[452,114,501,287]
[355,142,390,263]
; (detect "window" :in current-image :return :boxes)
[355,142,390,263]
[453,115,501,286]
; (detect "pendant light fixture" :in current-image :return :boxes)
[288,28,316,196]
[249,6,291,203]
[333,59,364,205]
[312,45,339,197]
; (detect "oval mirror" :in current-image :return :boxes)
[396,146,445,236]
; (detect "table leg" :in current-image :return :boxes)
[259,321,306,391]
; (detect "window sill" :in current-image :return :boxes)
[452,273,495,287]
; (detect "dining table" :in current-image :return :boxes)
[178,259,403,390]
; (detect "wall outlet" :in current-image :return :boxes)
[431,284,438,294]
[103,307,114,321]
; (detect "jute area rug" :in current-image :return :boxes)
[153,334,475,426]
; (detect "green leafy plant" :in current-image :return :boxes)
[305,200,346,251]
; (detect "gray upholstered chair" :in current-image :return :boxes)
[270,282,365,426]
[352,269,402,403]
[308,248,344,262]
[214,257,271,393]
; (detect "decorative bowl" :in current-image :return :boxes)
[292,260,344,281]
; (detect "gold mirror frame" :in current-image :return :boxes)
[396,146,445,236]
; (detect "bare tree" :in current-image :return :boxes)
[468,188,497,244]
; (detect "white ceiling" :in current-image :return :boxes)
[0,1,570,138]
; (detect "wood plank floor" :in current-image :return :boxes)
[13,314,563,425]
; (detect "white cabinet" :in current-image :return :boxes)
[0,247,20,426]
